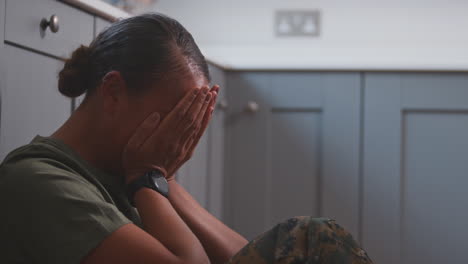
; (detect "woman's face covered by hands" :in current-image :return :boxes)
[120,65,218,181]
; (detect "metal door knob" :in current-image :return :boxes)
[41,15,60,33]
[245,101,259,113]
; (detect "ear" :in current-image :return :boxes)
[97,71,129,117]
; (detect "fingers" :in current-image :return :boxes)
[198,90,217,133]
[210,84,220,94]
[177,86,210,130]
[190,103,215,150]
[183,90,218,160]
[125,112,160,151]
[168,88,200,119]
[188,86,211,121]
[195,90,213,125]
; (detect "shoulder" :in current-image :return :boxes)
[0,140,101,197]
[2,156,96,194]
[0,148,131,264]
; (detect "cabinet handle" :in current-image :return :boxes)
[41,15,60,33]
[217,100,229,111]
[244,101,259,113]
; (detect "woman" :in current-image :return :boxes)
[0,13,373,264]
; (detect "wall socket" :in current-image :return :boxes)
[275,10,321,37]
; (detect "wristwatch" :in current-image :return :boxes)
[126,169,169,206]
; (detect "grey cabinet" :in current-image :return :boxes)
[223,71,468,263]
[363,73,468,264]
[4,0,94,58]
[0,0,96,160]
[0,45,71,160]
[224,72,362,240]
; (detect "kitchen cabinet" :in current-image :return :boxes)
[0,0,94,160]
[362,72,468,264]
[222,70,468,264]
[0,45,71,159]
[4,0,94,58]
[224,72,362,240]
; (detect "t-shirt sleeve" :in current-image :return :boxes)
[2,160,131,264]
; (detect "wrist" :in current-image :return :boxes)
[125,166,168,185]
[134,187,167,205]
[126,170,170,206]
[166,175,176,182]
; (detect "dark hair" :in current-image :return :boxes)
[58,13,210,98]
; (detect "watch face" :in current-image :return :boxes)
[150,171,169,196]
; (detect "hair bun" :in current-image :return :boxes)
[58,45,93,98]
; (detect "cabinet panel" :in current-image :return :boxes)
[363,73,468,264]
[224,72,270,239]
[269,111,321,225]
[402,112,468,264]
[0,0,4,40]
[0,45,71,160]
[5,0,94,58]
[225,72,361,240]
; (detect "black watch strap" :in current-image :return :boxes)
[126,169,169,206]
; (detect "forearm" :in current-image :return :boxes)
[168,180,248,264]
[134,188,209,264]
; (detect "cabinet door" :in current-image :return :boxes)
[0,45,71,160]
[363,73,468,264]
[225,72,362,240]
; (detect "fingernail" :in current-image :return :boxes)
[205,93,212,102]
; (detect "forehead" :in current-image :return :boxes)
[186,68,209,90]
[145,64,209,116]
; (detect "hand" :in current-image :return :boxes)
[169,85,219,179]
[122,85,219,184]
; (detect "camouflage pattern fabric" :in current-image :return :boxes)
[228,217,373,264]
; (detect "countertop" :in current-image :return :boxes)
[202,45,468,72]
[59,1,468,72]
[60,0,129,21]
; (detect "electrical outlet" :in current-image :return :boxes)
[275,10,321,37]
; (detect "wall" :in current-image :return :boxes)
[153,0,468,51]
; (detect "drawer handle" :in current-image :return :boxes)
[40,15,60,33]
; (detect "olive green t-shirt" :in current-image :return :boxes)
[0,136,142,264]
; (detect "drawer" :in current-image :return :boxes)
[5,0,94,58]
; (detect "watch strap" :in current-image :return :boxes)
[126,169,168,206]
